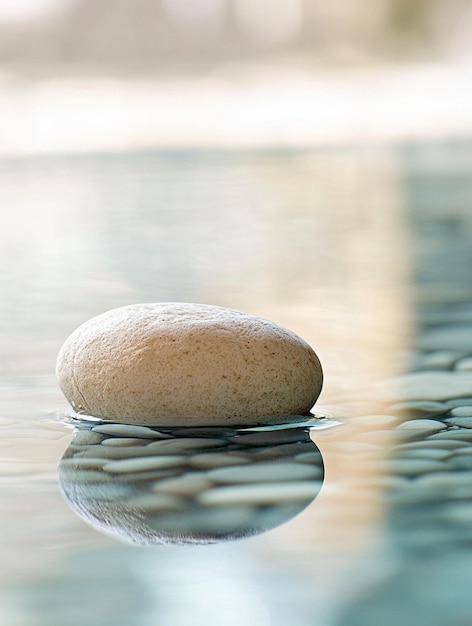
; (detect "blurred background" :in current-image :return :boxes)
[1,2,472,626]
[0,0,472,152]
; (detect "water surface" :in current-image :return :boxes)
[1,143,472,625]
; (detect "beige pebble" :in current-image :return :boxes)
[147,438,224,454]
[102,437,149,447]
[252,442,318,460]
[206,462,321,483]
[78,444,168,460]
[198,481,322,505]
[91,424,169,439]
[153,472,211,496]
[190,453,250,469]
[103,455,185,474]
[429,430,472,442]
[56,303,322,426]
[113,469,183,484]
[396,448,451,461]
[396,419,447,432]
[386,458,446,476]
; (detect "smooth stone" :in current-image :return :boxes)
[413,351,462,370]
[428,430,472,442]
[445,417,472,428]
[396,419,447,433]
[369,372,472,403]
[56,303,323,426]
[206,462,320,484]
[449,483,472,500]
[418,325,472,352]
[447,455,472,471]
[439,502,472,524]
[78,445,171,460]
[387,487,445,506]
[92,424,169,439]
[395,448,451,461]
[454,356,472,372]
[455,357,472,371]
[416,471,472,491]
[147,438,224,453]
[198,481,321,505]
[450,406,472,418]
[189,453,249,469]
[387,401,448,418]
[394,440,470,451]
[112,469,183,483]
[103,455,185,473]
[153,473,211,496]
[386,458,446,476]
[444,398,472,407]
[102,437,149,447]
[452,448,472,456]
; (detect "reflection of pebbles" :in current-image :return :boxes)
[58,421,324,545]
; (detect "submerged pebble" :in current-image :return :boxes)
[413,351,462,371]
[102,437,149,447]
[199,481,322,505]
[449,407,472,418]
[92,424,169,439]
[396,419,447,433]
[153,473,211,496]
[387,458,446,476]
[455,357,472,371]
[206,462,319,483]
[103,455,185,473]
[388,401,448,418]
[444,417,472,428]
[444,398,472,408]
[371,372,472,403]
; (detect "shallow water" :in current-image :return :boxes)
[1,142,472,625]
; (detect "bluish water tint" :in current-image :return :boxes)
[58,418,329,545]
[1,143,472,626]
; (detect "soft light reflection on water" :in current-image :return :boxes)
[0,143,471,625]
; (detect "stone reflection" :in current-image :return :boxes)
[58,420,324,545]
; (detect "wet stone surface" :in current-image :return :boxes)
[58,420,324,546]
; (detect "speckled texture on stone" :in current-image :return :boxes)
[56,303,323,426]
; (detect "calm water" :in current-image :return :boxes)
[1,143,472,625]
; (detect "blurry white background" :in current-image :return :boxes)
[0,0,472,154]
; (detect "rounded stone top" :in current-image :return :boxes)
[56,303,323,426]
